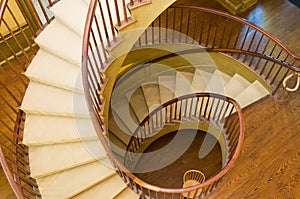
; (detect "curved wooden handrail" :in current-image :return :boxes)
[125,93,244,195]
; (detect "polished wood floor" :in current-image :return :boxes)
[0,0,299,198]
[134,130,222,188]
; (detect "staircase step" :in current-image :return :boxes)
[37,161,115,199]
[224,73,251,98]
[35,19,82,66]
[190,69,212,92]
[111,98,139,134]
[29,140,106,178]
[113,187,139,199]
[175,71,194,97]
[108,111,132,145]
[21,82,89,117]
[205,70,231,94]
[142,83,161,112]
[235,80,270,107]
[50,0,88,36]
[25,49,83,93]
[126,87,149,122]
[158,75,175,104]
[108,131,127,159]
[73,174,128,199]
[23,114,96,146]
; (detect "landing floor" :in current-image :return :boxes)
[134,130,222,188]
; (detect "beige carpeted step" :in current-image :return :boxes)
[108,132,127,159]
[23,114,97,146]
[235,80,270,107]
[224,73,251,98]
[108,111,132,145]
[190,69,212,92]
[25,49,83,93]
[35,19,82,66]
[72,174,128,199]
[29,140,106,178]
[114,187,140,199]
[126,87,149,122]
[21,82,89,117]
[50,0,88,36]
[36,161,114,199]
[158,75,175,104]
[175,71,194,97]
[111,98,140,134]
[142,83,161,112]
[204,70,231,94]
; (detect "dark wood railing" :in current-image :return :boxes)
[0,0,58,198]
[134,5,300,98]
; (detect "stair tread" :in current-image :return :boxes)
[23,114,97,146]
[29,140,106,178]
[191,69,212,93]
[113,187,139,199]
[224,73,251,98]
[50,0,88,36]
[235,80,270,107]
[25,49,83,93]
[142,83,161,112]
[175,71,194,97]
[21,81,89,117]
[108,131,127,159]
[108,111,132,145]
[158,75,175,104]
[73,174,127,199]
[126,87,149,122]
[205,70,231,94]
[37,161,115,199]
[35,19,81,66]
[111,98,139,134]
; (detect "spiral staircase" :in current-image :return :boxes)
[1,0,300,198]
[109,47,270,163]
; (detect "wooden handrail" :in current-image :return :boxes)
[124,93,244,196]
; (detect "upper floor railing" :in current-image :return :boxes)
[133,5,300,98]
[0,0,58,198]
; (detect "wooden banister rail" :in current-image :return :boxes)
[0,0,58,198]
[124,93,244,197]
[134,5,300,96]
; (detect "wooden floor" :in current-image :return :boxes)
[134,130,222,188]
[0,0,299,198]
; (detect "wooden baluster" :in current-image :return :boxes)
[37,0,50,22]
[105,0,117,43]
[122,0,128,23]
[114,0,121,27]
